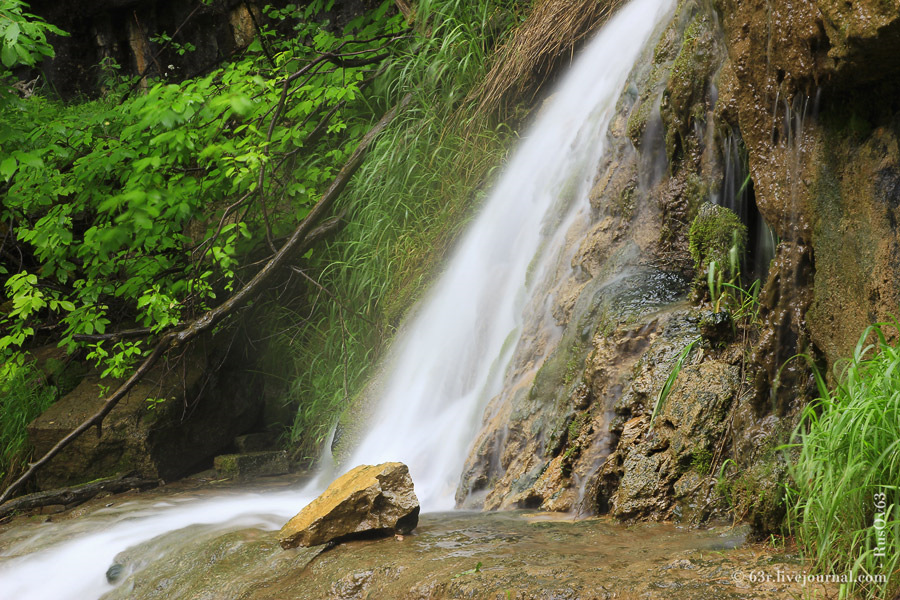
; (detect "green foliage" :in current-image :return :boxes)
[0,360,56,485]
[650,336,700,428]
[562,342,583,386]
[718,278,761,325]
[689,202,753,321]
[688,202,746,287]
[690,447,712,475]
[452,561,482,578]
[0,0,520,466]
[1,1,407,379]
[149,32,196,57]
[274,0,519,460]
[785,322,900,599]
[0,0,65,71]
[715,454,787,534]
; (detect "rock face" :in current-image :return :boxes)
[593,357,740,520]
[279,462,419,549]
[714,0,900,365]
[213,451,290,481]
[27,337,264,489]
[455,0,718,512]
[454,0,899,535]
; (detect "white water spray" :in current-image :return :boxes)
[0,0,673,596]
[344,0,673,510]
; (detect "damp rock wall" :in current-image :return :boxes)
[458,0,900,530]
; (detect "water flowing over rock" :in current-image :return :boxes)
[715,0,900,366]
[334,0,677,512]
[279,462,419,548]
[6,0,900,595]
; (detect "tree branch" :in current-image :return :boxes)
[73,326,171,343]
[0,473,158,521]
[0,94,411,505]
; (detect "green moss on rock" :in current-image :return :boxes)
[688,203,747,283]
[660,11,719,169]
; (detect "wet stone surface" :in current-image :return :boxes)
[101,511,835,600]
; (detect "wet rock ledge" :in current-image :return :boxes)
[101,511,836,600]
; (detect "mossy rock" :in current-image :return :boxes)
[660,9,720,168]
[688,203,747,284]
[715,454,788,537]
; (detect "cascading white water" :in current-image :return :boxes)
[344,0,673,510]
[0,0,673,596]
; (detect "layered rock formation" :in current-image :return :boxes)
[458,0,900,530]
[715,0,900,365]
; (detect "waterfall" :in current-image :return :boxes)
[0,0,674,596]
[342,0,675,510]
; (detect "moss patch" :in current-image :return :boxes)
[660,10,719,169]
[688,203,747,284]
[715,454,787,537]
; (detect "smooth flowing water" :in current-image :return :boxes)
[0,0,673,597]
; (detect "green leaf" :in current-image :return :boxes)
[1,44,17,67]
[0,156,16,180]
[12,150,43,169]
[4,22,21,44]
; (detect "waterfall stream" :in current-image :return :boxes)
[0,0,674,596]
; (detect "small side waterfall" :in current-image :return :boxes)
[0,0,674,597]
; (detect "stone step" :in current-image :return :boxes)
[234,431,278,453]
[213,451,290,481]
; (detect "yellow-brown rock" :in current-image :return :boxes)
[279,462,419,549]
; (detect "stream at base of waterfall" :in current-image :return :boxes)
[0,475,839,599]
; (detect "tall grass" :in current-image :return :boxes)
[270,0,523,462]
[787,321,900,599]
[0,362,56,487]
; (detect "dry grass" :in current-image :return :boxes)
[470,0,624,116]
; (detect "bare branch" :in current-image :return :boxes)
[73,326,170,343]
[0,474,158,521]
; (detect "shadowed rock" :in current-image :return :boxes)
[279,462,419,549]
[213,451,290,481]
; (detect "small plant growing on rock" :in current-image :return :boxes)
[690,447,712,475]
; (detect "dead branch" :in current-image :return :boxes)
[73,326,169,343]
[0,473,158,521]
[394,0,416,23]
[0,94,411,505]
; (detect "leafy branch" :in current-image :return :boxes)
[0,93,411,505]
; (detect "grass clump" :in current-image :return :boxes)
[471,0,623,116]
[786,321,900,599]
[650,335,699,428]
[0,362,56,487]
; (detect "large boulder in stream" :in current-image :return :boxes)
[279,462,419,548]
